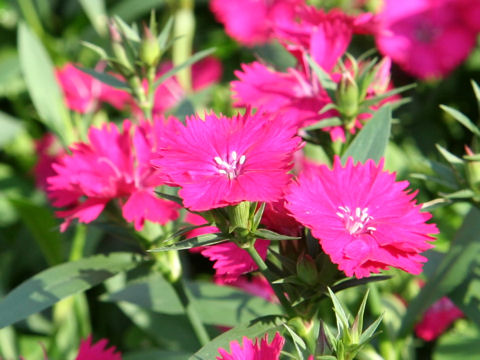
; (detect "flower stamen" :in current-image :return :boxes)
[337,206,375,235]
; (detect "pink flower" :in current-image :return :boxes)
[216,332,285,360]
[415,296,463,341]
[33,133,65,191]
[375,0,480,79]
[216,275,277,303]
[210,0,301,45]
[261,199,303,238]
[285,157,438,278]
[47,118,179,231]
[152,111,300,211]
[55,63,130,113]
[76,336,122,360]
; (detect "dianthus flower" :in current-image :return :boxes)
[55,63,130,113]
[47,118,179,231]
[152,111,300,211]
[415,296,463,341]
[76,336,122,360]
[33,133,65,191]
[285,157,438,278]
[210,0,301,45]
[375,0,480,79]
[216,332,285,360]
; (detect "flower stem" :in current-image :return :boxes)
[171,278,210,346]
[245,243,296,318]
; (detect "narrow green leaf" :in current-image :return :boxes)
[352,290,370,338]
[359,314,383,345]
[166,224,211,242]
[341,105,392,164]
[254,229,300,241]
[305,54,336,92]
[436,144,464,167]
[10,198,63,266]
[399,207,480,337]
[361,84,416,108]
[149,233,228,252]
[110,0,166,23]
[18,23,72,145]
[80,41,109,59]
[283,324,306,360]
[79,0,107,36]
[155,191,184,207]
[114,15,141,42]
[442,189,475,199]
[471,80,480,114]
[190,316,284,360]
[75,66,130,90]
[0,111,23,148]
[0,253,141,328]
[252,202,266,231]
[154,48,216,89]
[328,288,350,332]
[441,104,480,137]
[302,117,342,131]
[158,17,174,49]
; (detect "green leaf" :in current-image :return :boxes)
[190,316,284,360]
[124,350,192,360]
[341,105,392,164]
[359,314,383,345]
[81,41,109,59]
[158,17,174,49]
[18,23,72,145]
[433,322,480,360]
[79,0,107,36]
[10,198,63,266]
[254,229,300,241]
[440,104,480,137]
[103,275,282,326]
[283,324,306,360]
[328,288,350,332]
[75,66,130,90]
[113,15,141,42]
[361,84,416,108]
[149,233,228,252]
[399,207,480,337]
[471,80,480,114]
[302,117,342,131]
[0,253,141,329]
[305,54,336,94]
[436,144,464,168]
[154,48,216,89]
[110,0,166,23]
[0,111,23,148]
[155,191,184,207]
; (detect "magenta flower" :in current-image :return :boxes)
[375,0,480,79]
[285,157,438,278]
[47,118,179,231]
[210,0,301,46]
[415,296,463,341]
[55,63,130,113]
[76,336,122,360]
[33,133,65,191]
[216,332,285,360]
[152,111,300,211]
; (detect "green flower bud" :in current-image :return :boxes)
[336,72,359,122]
[296,253,318,286]
[227,201,251,234]
[140,25,161,67]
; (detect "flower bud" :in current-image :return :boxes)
[140,25,161,67]
[227,201,251,233]
[296,253,318,286]
[336,71,359,121]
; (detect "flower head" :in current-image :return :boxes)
[47,118,179,231]
[152,111,300,212]
[375,0,480,79]
[216,332,285,360]
[285,157,438,278]
[415,296,463,341]
[76,336,122,360]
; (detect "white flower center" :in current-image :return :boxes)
[214,151,246,180]
[336,206,376,235]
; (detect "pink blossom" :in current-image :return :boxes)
[47,118,179,231]
[415,296,463,341]
[76,336,122,360]
[216,332,285,360]
[210,0,301,46]
[55,63,130,113]
[285,157,438,278]
[261,199,303,238]
[152,111,300,212]
[216,275,277,303]
[33,133,65,191]
[375,0,480,79]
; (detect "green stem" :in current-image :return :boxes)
[173,0,194,92]
[171,278,210,346]
[245,243,296,317]
[69,224,87,261]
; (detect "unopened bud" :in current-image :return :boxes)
[140,25,161,67]
[296,253,318,286]
[108,21,122,43]
[227,201,251,234]
[336,72,359,120]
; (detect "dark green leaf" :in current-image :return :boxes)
[433,322,480,360]
[110,0,166,22]
[155,191,184,206]
[0,253,141,328]
[341,105,392,164]
[399,207,480,337]
[75,66,130,90]
[149,233,228,252]
[302,117,342,131]
[254,229,300,241]
[10,198,63,266]
[190,316,285,360]
[440,104,480,137]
